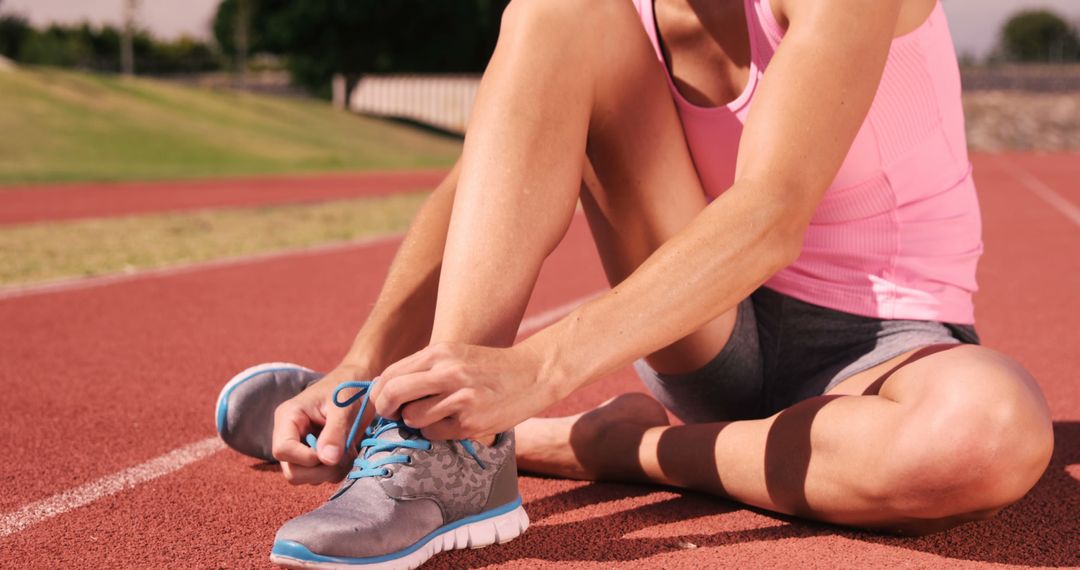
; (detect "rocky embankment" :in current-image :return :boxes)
[963,91,1080,151]
[961,65,1079,152]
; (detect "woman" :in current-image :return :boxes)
[255,0,1054,566]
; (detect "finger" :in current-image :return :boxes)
[374,371,447,419]
[315,401,353,466]
[316,387,380,464]
[371,345,441,407]
[401,392,460,430]
[419,417,464,442]
[281,461,350,486]
[272,404,321,467]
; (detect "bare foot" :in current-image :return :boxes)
[516,392,670,480]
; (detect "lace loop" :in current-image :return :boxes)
[306,380,487,479]
[331,380,374,452]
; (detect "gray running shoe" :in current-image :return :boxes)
[215,362,324,461]
[270,381,528,570]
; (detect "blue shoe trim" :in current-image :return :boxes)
[215,366,308,434]
[271,497,523,565]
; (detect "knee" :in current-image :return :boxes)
[870,350,1053,522]
[502,0,578,34]
[502,0,625,38]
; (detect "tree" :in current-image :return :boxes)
[212,0,293,60]
[1,17,220,74]
[213,0,509,97]
[0,11,32,59]
[1001,10,1080,62]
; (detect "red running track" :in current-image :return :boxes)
[0,169,449,225]
[0,154,1078,568]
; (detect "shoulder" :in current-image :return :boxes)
[771,0,927,37]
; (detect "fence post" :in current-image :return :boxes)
[332,74,347,110]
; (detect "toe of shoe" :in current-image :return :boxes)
[273,489,444,560]
[270,539,323,564]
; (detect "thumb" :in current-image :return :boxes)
[316,401,355,467]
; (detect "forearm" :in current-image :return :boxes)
[339,161,460,374]
[523,179,802,400]
[521,0,899,398]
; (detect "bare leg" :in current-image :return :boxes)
[520,345,1053,534]
[424,0,1053,535]
[429,0,589,348]
[429,0,733,372]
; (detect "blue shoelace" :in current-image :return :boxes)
[304,380,485,479]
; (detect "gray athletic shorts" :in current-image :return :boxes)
[634,286,980,423]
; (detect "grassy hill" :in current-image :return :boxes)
[0,68,462,185]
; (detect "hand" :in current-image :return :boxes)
[271,364,372,485]
[371,342,556,441]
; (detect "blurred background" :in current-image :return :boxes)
[0,0,1077,290]
[3,5,1078,567]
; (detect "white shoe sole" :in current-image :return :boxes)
[269,502,529,570]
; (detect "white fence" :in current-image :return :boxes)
[349,74,482,135]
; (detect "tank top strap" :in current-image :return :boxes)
[749,0,783,62]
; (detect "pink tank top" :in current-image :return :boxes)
[633,0,982,324]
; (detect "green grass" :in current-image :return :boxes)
[0,193,428,286]
[0,68,462,185]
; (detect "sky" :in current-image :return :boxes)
[943,0,1080,59]
[0,0,222,41]
[2,0,1079,60]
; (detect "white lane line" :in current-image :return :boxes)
[0,290,604,538]
[1001,157,1080,228]
[0,437,224,538]
[0,232,404,301]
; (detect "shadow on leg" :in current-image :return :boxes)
[533,344,1053,537]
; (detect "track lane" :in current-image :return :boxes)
[0,169,449,225]
[1002,153,1079,200]
[0,218,603,514]
[970,154,1080,419]
[0,239,398,512]
[4,156,1080,568]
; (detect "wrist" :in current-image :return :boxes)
[336,353,378,378]
[518,330,574,406]
[338,330,394,377]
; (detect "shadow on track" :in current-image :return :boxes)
[427,421,1078,568]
